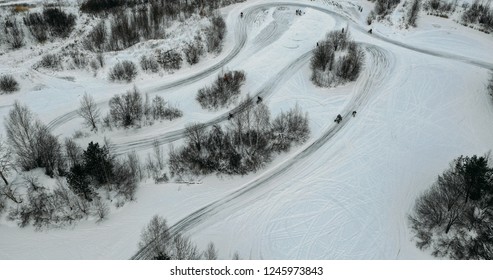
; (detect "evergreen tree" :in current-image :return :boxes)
[67,164,93,201]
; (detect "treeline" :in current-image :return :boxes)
[83,0,229,53]
[169,101,309,180]
[1,102,141,229]
[310,30,364,87]
[1,7,76,49]
[409,154,493,259]
[196,70,246,111]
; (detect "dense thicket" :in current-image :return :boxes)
[3,17,24,49]
[108,60,138,82]
[310,30,364,87]
[196,71,246,110]
[462,0,493,31]
[369,0,402,16]
[0,75,19,94]
[107,87,182,129]
[407,0,421,27]
[23,7,76,42]
[4,102,64,177]
[169,102,309,180]
[409,155,493,259]
[138,215,221,260]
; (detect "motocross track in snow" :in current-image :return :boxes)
[131,2,493,259]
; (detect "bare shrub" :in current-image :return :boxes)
[109,86,143,128]
[0,75,20,94]
[140,55,160,73]
[407,0,421,27]
[196,70,246,110]
[38,54,61,70]
[155,49,183,72]
[183,37,204,65]
[203,242,218,260]
[108,60,138,82]
[205,15,226,53]
[83,21,107,52]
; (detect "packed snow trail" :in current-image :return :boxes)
[131,44,395,260]
[113,50,313,155]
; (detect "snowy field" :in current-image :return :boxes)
[0,0,493,259]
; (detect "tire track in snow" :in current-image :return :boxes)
[131,44,395,259]
[46,7,253,132]
[113,49,313,155]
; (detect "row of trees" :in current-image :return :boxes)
[169,100,309,181]
[409,154,493,259]
[105,87,183,129]
[139,215,242,260]
[310,30,365,87]
[196,70,246,110]
[77,87,183,132]
[82,1,229,53]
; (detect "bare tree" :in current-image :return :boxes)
[5,102,40,170]
[78,93,101,131]
[139,215,171,259]
[203,242,218,260]
[0,137,14,186]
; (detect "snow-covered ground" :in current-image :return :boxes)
[1,0,493,259]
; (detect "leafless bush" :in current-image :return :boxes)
[70,51,88,69]
[108,12,139,51]
[78,93,101,131]
[38,54,62,70]
[139,215,171,259]
[64,138,83,168]
[93,198,109,222]
[0,75,20,94]
[108,60,138,82]
[205,15,226,53]
[4,18,24,49]
[140,55,160,73]
[183,37,204,65]
[23,12,48,42]
[311,31,364,87]
[109,86,143,127]
[409,154,493,259]
[196,70,246,110]
[156,49,183,72]
[271,105,310,152]
[83,21,107,52]
[203,242,218,260]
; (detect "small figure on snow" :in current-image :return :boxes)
[228,113,234,120]
[368,28,373,34]
[334,114,342,124]
[352,111,357,117]
[257,96,263,104]
[240,12,243,18]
